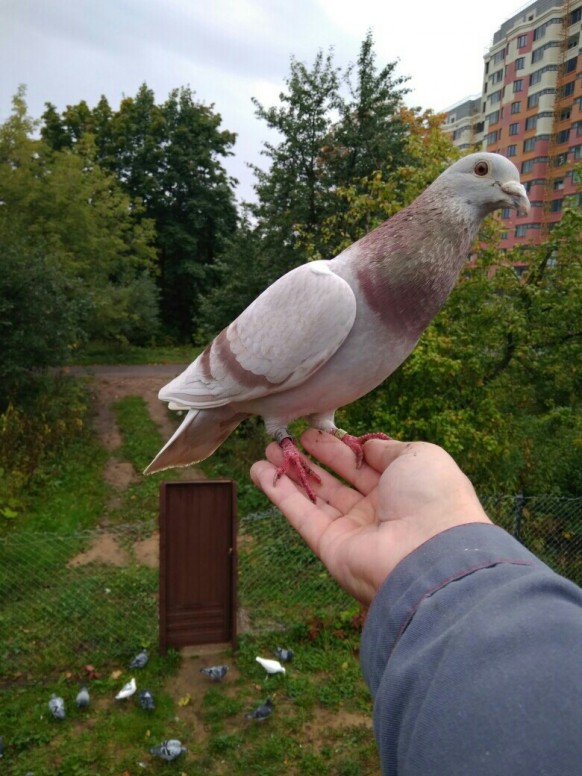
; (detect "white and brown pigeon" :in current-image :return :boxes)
[145,153,529,500]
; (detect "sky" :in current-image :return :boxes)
[0,0,525,203]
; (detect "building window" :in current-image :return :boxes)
[533,24,545,41]
[493,48,506,64]
[574,145,582,159]
[485,130,499,145]
[557,129,570,143]
[553,179,564,190]
[489,89,502,104]
[509,122,520,135]
[507,144,517,157]
[517,34,528,48]
[515,224,527,237]
[554,152,568,166]
[570,7,582,24]
[513,79,523,92]
[560,108,572,121]
[532,47,544,63]
[576,121,582,136]
[521,160,534,173]
[527,93,540,108]
[501,208,511,218]
[487,110,500,124]
[525,116,538,130]
[515,57,525,70]
[511,101,521,114]
[561,81,575,97]
[565,56,577,73]
[523,137,536,152]
[568,34,579,49]
[550,199,563,212]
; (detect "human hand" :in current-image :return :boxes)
[250,429,491,605]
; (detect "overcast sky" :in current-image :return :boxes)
[1,0,522,203]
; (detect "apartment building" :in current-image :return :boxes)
[443,0,582,250]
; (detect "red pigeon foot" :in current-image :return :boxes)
[335,431,392,468]
[274,437,322,502]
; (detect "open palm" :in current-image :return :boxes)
[251,429,490,605]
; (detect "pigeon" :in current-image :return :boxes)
[200,664,229,682]
[149,739,187,761]
[144,153,530,500]
[48,693,66,720]
[129,648,149,669]
[245,696,273,721]
[256,656,286,678]
[139,689,155,711]
[115,677,136,700]
[75,686,90,709]
[275,647,294,663]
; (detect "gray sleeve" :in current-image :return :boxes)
[361,523,582,776]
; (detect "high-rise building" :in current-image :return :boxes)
[442,0,582,250]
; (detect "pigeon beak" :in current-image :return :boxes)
[501,181,530,216]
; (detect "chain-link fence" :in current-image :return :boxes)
[1,496,581,683]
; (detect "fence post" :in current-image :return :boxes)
[514,492,524,543]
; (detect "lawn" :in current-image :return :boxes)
[0,366,378,774]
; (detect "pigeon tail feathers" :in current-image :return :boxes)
[144,407,247,475]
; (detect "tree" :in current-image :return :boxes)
[41,85,238,339]
[0,88,159,364]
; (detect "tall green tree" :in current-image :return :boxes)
[0,88,159,380]
[41,85,238,339]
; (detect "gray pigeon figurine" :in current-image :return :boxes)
[149,739,187,761]
[48,693,65,720]
[75,686,90,709]
[139,689,155,711]
[129,648,148,669]
[275,647,294,663]
[245,696,273,721]
[144,153,529,500]
[200,664,229,682]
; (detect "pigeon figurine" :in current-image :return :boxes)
[144,154,529,499]
[75,686,90,709]
[129,648,149,669]
[149,739,187,761]
[115,677,136,700]
[139,689,155,711]
[275,647,294,663]
[200,665,229,682]
[48,693,66,720]
[245,696,273,721]
[256,656,286,678]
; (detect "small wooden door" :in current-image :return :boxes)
[159,480,237,652]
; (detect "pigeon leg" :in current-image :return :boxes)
[333,429,392,468]
[274,435,322,502]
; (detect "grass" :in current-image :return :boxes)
[0,377,378,774]
[72,341,200,366]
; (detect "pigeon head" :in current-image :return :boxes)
[439,152,530,217]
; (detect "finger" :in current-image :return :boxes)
[300,429,382,494]
[361,438,420,472]
[263,441,366,514]
[250,460,340,555]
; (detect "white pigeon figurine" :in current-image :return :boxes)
[48,693,66,720]
[256,656,286,678]
[149,739,187,761]
[75,686,90,709]
[115,677,137,700]
[144,153,529,500]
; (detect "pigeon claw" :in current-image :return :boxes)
[274,437,321,502]
[336,431,392,468]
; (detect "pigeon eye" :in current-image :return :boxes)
[474,161,489,176]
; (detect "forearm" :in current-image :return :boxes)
[361,523,582,776]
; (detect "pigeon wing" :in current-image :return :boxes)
[159,261,357,409]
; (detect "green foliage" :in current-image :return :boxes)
[0,88,160,358]
[0,376,98,521]
[42,83,238,339]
